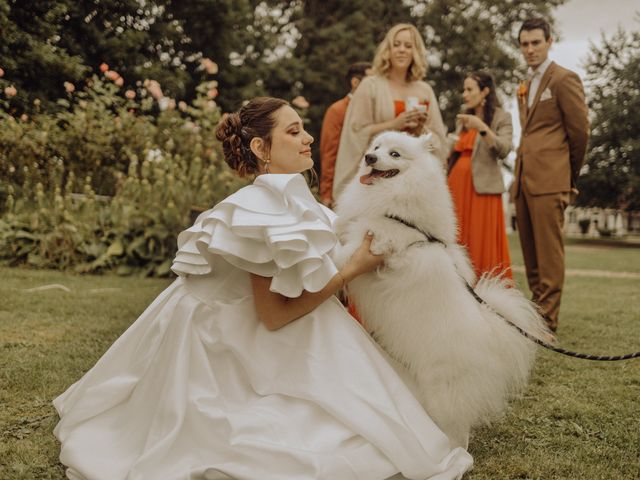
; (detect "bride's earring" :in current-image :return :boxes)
[264,159,271,174]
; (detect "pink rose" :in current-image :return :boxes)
[64,81,75,93]
[0,67,4,77]
[292,96,310,109]
[99,63,109,72]
[145,79,164,100]
[200,58,218,75]
[114,77,124,87]
[125,89,136,100]
[178,101,188,111]
[105,70,120,81]
[4,85,17,98]
[207,88,218,99]
[20,114,28,122]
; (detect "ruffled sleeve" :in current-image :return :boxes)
[171,174,339,298]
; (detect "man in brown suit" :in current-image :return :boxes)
[514,18,589,332]
[319,62,371,207]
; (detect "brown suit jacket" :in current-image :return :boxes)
[515,62,589,196]
[319,96,350,204]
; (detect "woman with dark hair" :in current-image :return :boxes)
[54,97,472,479]
[447,71,513,278]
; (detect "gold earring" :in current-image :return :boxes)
[265,159,271,174]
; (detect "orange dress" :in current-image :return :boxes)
[447,128,512,279]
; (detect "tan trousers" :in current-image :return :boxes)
[515,179,569,330]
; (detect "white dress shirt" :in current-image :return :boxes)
[527,57,552,107]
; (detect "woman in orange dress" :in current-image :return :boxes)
[447,71,513,279]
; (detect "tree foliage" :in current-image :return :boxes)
[1,0,568,123]
[0,0,188,112]
[0,0,88,111]
[0,0,301,114]
[164,0,262,112]
[578,25,640,211]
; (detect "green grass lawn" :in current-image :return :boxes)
[1,236,639,479]
[508,233,640,274]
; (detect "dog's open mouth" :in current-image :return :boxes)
[360,168,400,185]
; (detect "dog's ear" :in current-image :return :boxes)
[418,132,436,152]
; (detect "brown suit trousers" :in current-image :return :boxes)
[514,62,589,330]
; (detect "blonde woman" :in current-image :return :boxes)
[333,23,448,201]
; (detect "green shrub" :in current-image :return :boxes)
[0,72,247,275]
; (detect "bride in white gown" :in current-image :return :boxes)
[53,97,473,480]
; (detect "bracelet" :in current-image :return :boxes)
[336,271,347,290]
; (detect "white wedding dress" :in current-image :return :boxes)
[53,174,473,480]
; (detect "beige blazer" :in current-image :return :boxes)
[450,107,513,194]
[332,74,447,200]
[514,62,589,196]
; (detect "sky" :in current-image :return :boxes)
[508,0,639,139]
[551,0,639,78]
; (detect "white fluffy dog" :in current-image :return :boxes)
[333,131,549,448]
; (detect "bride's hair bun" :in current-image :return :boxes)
[215,97,288,177]
[215,112,251,175]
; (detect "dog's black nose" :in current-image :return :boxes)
[364,153,377,165]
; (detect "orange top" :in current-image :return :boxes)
[319,96,350,205]
[394,100,405,117]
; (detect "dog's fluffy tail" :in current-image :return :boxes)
[475,273,551,344]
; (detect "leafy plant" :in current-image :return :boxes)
[0,70,247,276]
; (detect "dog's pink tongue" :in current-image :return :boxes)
[360,173,374,185]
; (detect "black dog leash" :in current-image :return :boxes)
[464,282,640,361]
[384,214,640,361]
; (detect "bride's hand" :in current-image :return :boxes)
[340,232,385,282]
